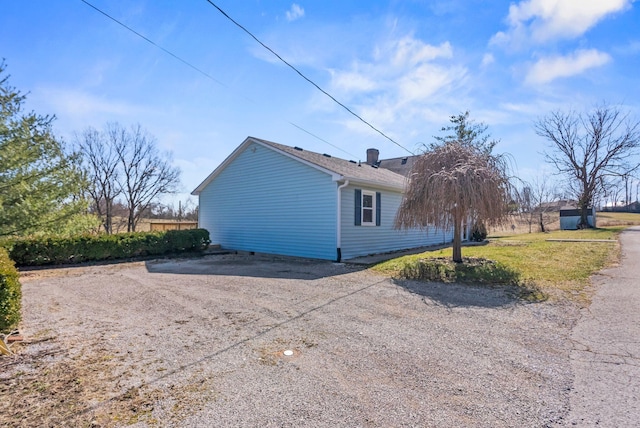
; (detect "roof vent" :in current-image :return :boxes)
[349,160,357,164]
[401,157,408,165]
[323,153,331,158]
[294,146,303,151]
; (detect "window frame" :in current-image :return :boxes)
[360,190,376,226]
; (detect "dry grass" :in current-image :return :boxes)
[596,211,640,227]
[0,338,217,427]
[490,211,640,237]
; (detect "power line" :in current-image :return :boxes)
[80,0,227,88]
[287,122,356,158]
[203,0,415,155]
[79,0,359,159]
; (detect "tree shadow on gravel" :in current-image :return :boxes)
[392,278,546,309]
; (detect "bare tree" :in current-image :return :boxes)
[76,127,121,234]
[112,123,180,232]
[76,123,181,233]
[536,104,640,228]
[513,184,534,233]
[396,141,511,263]
[515,176,558,233]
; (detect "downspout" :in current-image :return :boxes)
[336,179,350,262]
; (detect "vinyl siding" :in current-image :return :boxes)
[198,142,336,260]
[340,185,453,260]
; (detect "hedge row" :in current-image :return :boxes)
[3,229,211,267]
[0,248,21,332]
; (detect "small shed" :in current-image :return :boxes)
[559,207,596,230]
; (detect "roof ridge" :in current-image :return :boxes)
[252,138,408,189]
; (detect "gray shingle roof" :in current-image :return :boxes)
[254,137,408,190]
[192,136,415,195]
[377,155,419,176]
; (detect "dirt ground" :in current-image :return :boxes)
[2,254,580,427]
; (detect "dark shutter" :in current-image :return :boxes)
[354,189,361,226]
[376,192,381,226]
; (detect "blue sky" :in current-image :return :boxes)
[2,0,639,204]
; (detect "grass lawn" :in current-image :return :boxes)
[374,226,627,302]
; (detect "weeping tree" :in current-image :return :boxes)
[396,116,511,262]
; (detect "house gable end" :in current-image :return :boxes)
[192,136,341,195]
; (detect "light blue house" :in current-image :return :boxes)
[192,137,453,261]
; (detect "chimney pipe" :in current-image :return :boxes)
[366,148,379,165]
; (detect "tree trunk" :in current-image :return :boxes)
[452,212,462,263]
[105,197,113,235]
[578,200,591,229]
[539,212,545,233]
[128,208,135,232]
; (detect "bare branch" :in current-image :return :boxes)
[396,119,511,263]
[536,103,640,227]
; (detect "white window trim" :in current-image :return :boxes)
[361,190,376,226]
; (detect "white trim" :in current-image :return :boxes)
[344,177,405,192]
[192,136,341,195]
[336,180,349,261]
[361,190,376,226]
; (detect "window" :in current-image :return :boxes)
[354,189,381,226]
[361,191,375,225]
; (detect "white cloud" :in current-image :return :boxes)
[492,0,632,47]
[27,87,150,140]
[398,63,462,103]
[481,53,495,67]
[525,49,611,85]
[330,69,378,92]
[388,37,453,67]
[324,35,466,132]
[39,88,145,118]
[332,37,456,96]
[285,4,305,22]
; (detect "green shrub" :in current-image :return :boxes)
[471,221,487,242]
[3,229,211,267]
[0,248,21,332]
[400,257,520,285]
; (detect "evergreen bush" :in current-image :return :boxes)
[0,248,21,332]
[471,221,488,242]
[3,229,211,266]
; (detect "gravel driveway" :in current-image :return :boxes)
[6,254,579,427]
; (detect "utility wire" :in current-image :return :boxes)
[80,0,226,88]
[203,0,415,155]
[79,0,359,159]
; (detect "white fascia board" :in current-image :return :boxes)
[191,136,341,195]
[341,177,406,193]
